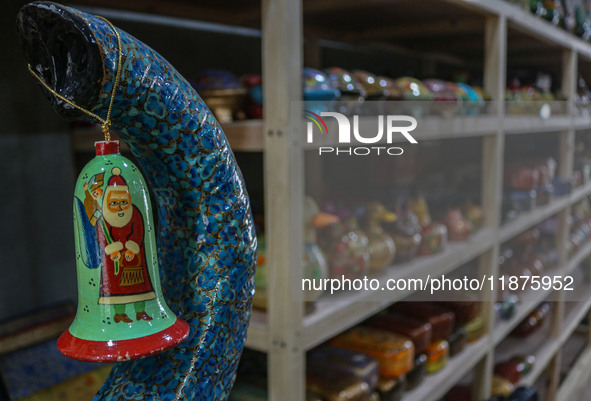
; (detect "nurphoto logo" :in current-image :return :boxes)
[304,110,418,156]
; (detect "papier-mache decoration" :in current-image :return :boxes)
[63,140,190,362]
[18,1,257,400]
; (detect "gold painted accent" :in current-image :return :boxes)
[119,266,146,287]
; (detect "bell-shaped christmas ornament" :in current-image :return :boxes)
[59,140,190,362]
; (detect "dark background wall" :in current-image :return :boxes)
[0,1,76,321]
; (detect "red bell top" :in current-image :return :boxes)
[95,140,120,155]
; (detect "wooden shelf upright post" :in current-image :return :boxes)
[262,0,305,400]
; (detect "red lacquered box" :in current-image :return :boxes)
[365,313,432,354]
[392,302,455,341]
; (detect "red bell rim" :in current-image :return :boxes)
[57,317,190,362]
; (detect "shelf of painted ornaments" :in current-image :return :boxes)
[520,289,591,387]
[71,112,591,154]
[450,0,591,62]
[70,120,265,153]
[298,112,590,150]
[494,234,591,345]
[401,334,490,401]
[300,228,495,351]
[494,281,591,389]
[499,181,591,244]
[242,112,590,145]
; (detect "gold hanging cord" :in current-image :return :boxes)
[26,16,122,141]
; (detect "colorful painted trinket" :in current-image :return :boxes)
[443,208,472,241]
[387,202,422,263]
[494,355,536,385]
[491,375,515,397]
[252,235,268,309]
[376,375,405,401]
[405,353,427,390]
[330,327,415,378]
[303,67,340,114]
[425,340,449,374]
[61,141,190,361]
[423,79,461,116]
[511,303,550,337]
[306,367,372,401]
[242,74,263,119]
[353,70,388,100]
[308,346,379,389]
[324,67,366,106]
[464,315,484,343]
[394,77,433,101]
[392,302,455,341]
[366,313,432,354]
[378,76,404,101]
[418,223,448,256]
[363,203,397,271]
[304,197,339,300]
[326,217,370,280]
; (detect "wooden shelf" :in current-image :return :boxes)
[70,120,265,152]
[449,0,591,62]
[494,237,591,345]
[402,335,490,401]
[64,1,591,400]
[245,229,495,352]
[245,309,268,352]
[301,229,495,350]
[494,281,591,388]
[522,291,591,386]
[556,347,591,401]
[500,182,591,243]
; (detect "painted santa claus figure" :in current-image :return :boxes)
[97,167,156,323]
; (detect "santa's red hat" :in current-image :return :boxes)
[106,167,128,189]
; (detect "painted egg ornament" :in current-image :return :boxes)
[65,141,190,361]
[362,202,397,272]
[378,76,404,100]
[423,79,461,117]
[352,70,387,100]
[393,77,433,116]
[303,197,339,300]
[303,67,340,114]
[324,67,366,114]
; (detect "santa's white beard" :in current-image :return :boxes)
[104,207,133,228]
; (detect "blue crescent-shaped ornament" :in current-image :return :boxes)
[17,2,257,400]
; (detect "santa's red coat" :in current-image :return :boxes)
[96,205,155,304]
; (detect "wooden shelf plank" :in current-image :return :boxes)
[71,113,589,153]
[71,120,264,152]
[494,282,591,388]
[521,292,591,386]
[245,309,268,352]
[494,231,591,345]
[499,182,591,243]
[556,347,591,401]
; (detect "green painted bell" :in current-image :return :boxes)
[58,140,189,362]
